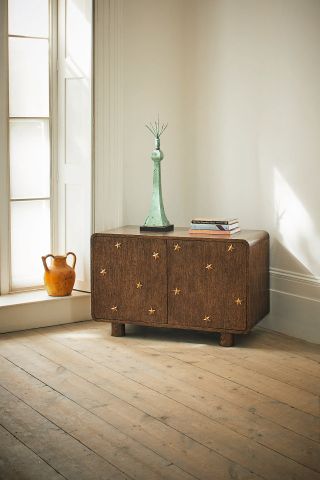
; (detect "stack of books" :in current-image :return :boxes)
[189,217,240,235]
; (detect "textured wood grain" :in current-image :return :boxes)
[0,424,65,480]
[91,227,269,343]
[167,239,247,330]
[91,235,167,325]
[0,385,124,480]
[0,354,194,480]
[219,332,234,347]
[247,235,270,329]
[54,322,320,442]
[111,323,125,336]
[0,323,319,480]
[97,226,267,247]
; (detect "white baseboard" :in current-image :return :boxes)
[261,268,320,344]
[0,291,91,334]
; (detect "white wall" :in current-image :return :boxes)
[96,0,320,342]
[122,0,194,227]
[188,0,320,342]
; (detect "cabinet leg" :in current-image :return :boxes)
[111,323,125,337]
[219,332,234,347]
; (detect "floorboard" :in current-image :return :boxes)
[0,321,319,480]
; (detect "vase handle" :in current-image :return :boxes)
[66,252,76,269]
[42,254,54,272]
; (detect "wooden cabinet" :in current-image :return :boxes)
[91,227,269,346]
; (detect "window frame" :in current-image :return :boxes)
[0,0,58,294]
[0,0,11,295]
[0,0,93,296]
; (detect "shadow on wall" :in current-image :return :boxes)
[272,167,320,280]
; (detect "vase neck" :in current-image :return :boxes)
[154,136,160,150]
[53,256,67,266]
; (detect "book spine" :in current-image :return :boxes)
[190,223,239,231]
[188,228,240,235]
[191,219,238,225]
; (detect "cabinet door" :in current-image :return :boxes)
[91,235,167,324]
[167,239,247,330]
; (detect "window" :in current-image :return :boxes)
[0,0,92,295]
[8,0,51,290]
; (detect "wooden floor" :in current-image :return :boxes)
[0,322,319,480]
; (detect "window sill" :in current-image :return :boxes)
[0,289,90,308]
[0,289,91,333]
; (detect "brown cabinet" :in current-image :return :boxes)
[91,226,269,346]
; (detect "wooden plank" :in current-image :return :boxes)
[0,424,65,480]
[50,322,320,442]
[250,328,320,364]
[88,324,319,416]
[0,385,128,480]
[0,344,260,480]
[146,347,319,416]
[22,327,320,472]
[166,329,320,395]
[230,328,320,378]
[1,332,319,480]
[0,356,195,480]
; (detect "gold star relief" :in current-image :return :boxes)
[111,305,118,312]
[205,264,213,270]
[173,288,181,296]
[152,252,160,260]
[235,298,243,306]
[136,281,143,289]
[174,243,181,251]
[227,244,234,252]
[203,315,210,322]
[115,242,121,249]
[148,307,156,315]
[100,268,107,276]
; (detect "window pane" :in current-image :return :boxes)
[66,0,91,78]
[8,0,49,38]
[66,79,91,165]
[9,37,49,117]
[10,119,50,199]
[11,200,50,289]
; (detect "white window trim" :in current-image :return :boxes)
[50,0,59,261]
[0,0,10,295]
[0,0,55,294]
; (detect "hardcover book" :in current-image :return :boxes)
[190,223,239,231]
[191,218,238,225]
[189,227,241,235]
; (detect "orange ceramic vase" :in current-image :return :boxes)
[42,252,76,296]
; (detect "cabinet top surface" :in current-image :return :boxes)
[93,226,269,246]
